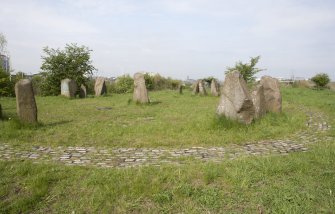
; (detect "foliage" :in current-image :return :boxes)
[311,73,330,88]
[0,66,14,97]
[31,75,44,96]
[0,32,7,53]
[226,56,264,83]
[108,75,134,94]
[40,43,96,96]
[144,73,154,90]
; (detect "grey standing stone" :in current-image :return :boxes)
[217,71,255,124]
[192,80,200,95]
[251,84,266,119]
[211,79,220,96]
[94,77,107,96]
[61,79,77,98]
[79,84,87,98]
[260,76,282,113]
[198,80,207,95]
[133,72,149,103]
[178,84,183,94]
[15,79,37,123]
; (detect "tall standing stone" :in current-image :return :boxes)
[94,77,107,96]
[198,80,207,95]
[79,84,87,98]
[178,84,183,94]
[192,80,200,95]
[15,79,37,123]
[61,79,77,98]
[217,71,255,124]
[211,79,220,96]
[251,84,266,119]
[260,76,282,113]
[133,73,149,103]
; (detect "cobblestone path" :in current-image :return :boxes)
[0,107,333,168]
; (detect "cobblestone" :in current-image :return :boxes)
[0,107,333,168]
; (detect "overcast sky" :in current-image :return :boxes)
[1,0,334,80]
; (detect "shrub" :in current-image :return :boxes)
[311,73,330,88]
[108,75,133,94]
[0,67,14,97]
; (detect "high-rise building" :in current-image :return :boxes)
[0,54,10,72]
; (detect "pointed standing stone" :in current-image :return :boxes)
[211,79,220,96]
[251,84,266,119]
[133,73,149,103]
[192,80,200,95]
[94,77,107,96]
[61,79,77,98]
[79,84,87,98]
[198,80,207,95]
[15,79,38,123]
[260,76,282,113]
[217,71,255,124]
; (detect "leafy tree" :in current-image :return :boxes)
[0,66,14,97]
[311,73,330,89]
[40,43,96,96]
[226,56,265,83]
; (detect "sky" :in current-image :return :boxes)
[1,0,334,81]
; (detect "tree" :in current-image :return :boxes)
[40,43,96,96]
[0,33,7,54]
[226,56,265,83]
[0,66,15,97]
[311,73,330,89]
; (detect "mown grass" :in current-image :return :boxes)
[0,89,306,148]
[0,87,334,213]
[0,141,334,213]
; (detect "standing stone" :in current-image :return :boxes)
[260,76,282,113]
[15,79,37,123]
[133,72,149,103]
[61,79,77,98]
[178,84,183,94]
[94,77,107,96]
[211,79,220,96]
[217,71,255,124]
[251,84,266,119]
[192,80,200,95]
[79,84,87,98]
[198,80,207,95]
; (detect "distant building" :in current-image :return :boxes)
[0,54,10,72]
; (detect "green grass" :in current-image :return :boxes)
[0,87,335,213]
[0,141,334,213]
[0,89,306,148]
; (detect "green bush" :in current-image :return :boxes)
[311,73,330,88]
[0,67,14,97]
[108,75,134,94]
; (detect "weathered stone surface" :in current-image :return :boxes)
[217,71,255,124]
[198,80,207,95]
[79,84,87,98]
[260,76,282,113]
[192,80,200,95]
[133,73,149,103]
[61,79,77,98]
[15,79,38,123]
[251,84,266,119]
[211,79,220,96]
[94,77,107,96]
[178,84,183,94]
[193,80,207,95]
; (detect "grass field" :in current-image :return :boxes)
[1,88,306,148]
[0,87,334,213]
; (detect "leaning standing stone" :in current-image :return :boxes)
[61,79,77,98]
[217,71,255,124]
[192,80,200,95]
[15,79,38,123]
[133,72,149,103]
[211,79,220,96]
[251,84,266,119]
[94,77,107,96]
[260,76,282,113]
[79,84,87,98]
